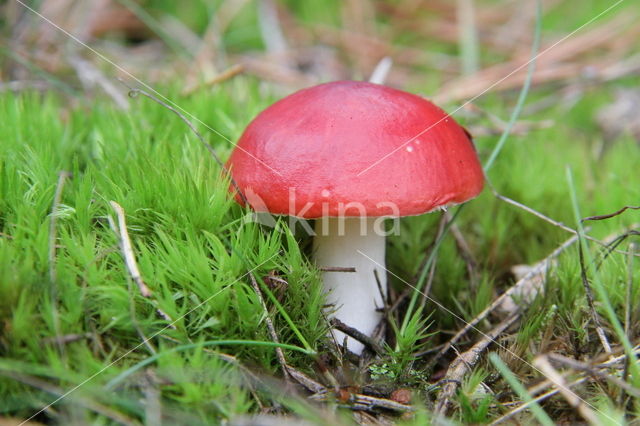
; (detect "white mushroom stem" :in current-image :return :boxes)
[313,217,387,354]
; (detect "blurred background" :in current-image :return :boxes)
[2,0,639,119]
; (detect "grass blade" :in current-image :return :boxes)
[489,353,554,426]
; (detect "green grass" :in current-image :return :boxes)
[0,88,327,422]
[1,0,640,424]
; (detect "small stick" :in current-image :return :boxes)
[598,343,640,368]
[426,234,579,370]
[533,355,599,424]
[434,313,518,415]
[107,207,156,355]
[320,309,345,363]
[414,213,447,315]
[418,260,437,315]
[424,250,439,298]
[118,80,248,206]
[181,63,244,96]
[622,243,637,403]
[492,377,588,425]
[547,353,640,398]
[595,229,640,266]
[347,392,414,412]
[257,0,289,55]
[387,287,411,316]
[368,56,393,84]
[330,318,385,356]
[490,183,578,235]
[42,332,92,346]
[125,268,157,355]
[489,181,640,257]
[68,55,129,110]
[109,201,174,324]
[495,345,640,424]
[577,239,612,353]
[249,274,290,381]
[285,363,325,394]
[319,266,356,273]
[582,205,640,222]
[373,268,387,308]
[421,213,448,311]
[314,354,341,392]
[367,269,389,362]
[207,63,244,84]
[1,371,137,425]
[141,371,162,426]
[110,202,152,297]
[446,210,480,289]
[0,80,50,92]
[310,390,414,413]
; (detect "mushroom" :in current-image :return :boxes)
[227,81,484,354]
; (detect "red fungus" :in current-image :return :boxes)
[227,81,484,353]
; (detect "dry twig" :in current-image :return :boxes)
[285,364,325,394]
[330,318,385,356]
[547,353,640,398]
[68,55,129,109]
[489,182,640,257]
[181,63,244,96]
[434,313,519,416]
[533,355,600,424]
[0,370,136,425]
[141,370,162,426]
[182,0,251,90]
[624,243,636,344]
[446,210,479,290]
[492,377,588,425]
[109,202,152,297]
[426,234,579,370]
[368,56,393,84]
[0,80,50,92]
[258,0,289,56]
[418,214,447,310]
[582,206,640,223]
[309,390,414,413]
[42,332,92,346]
[108,201,173,324]
[319,266,356,273]
[239,55,317,88]
[433,13,635,103]
[249,273,290,381]
[577,239,612,354]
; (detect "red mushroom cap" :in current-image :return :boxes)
[227,81,484,218]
